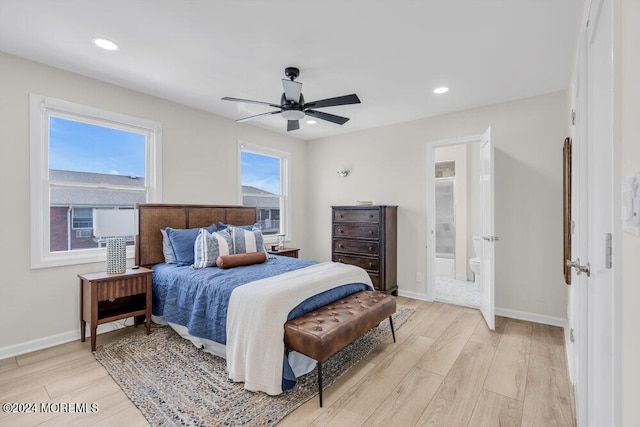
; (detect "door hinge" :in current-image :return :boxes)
[571,110,576,126]
[570,328,575,343]
[571,220,575,235]
[605,233,612,269]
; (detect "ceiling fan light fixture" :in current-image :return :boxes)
[92,37,119,51]
[433,86,449,94]
[281,109,305,120]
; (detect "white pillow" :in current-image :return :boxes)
[192,229,232,269]
[160,229,177,264]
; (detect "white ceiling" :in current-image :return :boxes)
[0,0,582,140]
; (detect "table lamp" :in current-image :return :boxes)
[93,209,136,274]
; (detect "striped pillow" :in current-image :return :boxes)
[192,229,232,269]
[231,227,266,255]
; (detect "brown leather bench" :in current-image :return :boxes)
[284,290,396,407]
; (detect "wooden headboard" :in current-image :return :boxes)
[135,203,257,267]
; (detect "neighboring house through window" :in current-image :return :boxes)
[238,142,289,240]
[30,95,162,268]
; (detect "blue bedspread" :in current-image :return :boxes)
[152,255,369,390]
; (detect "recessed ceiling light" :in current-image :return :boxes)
[306,120,317,125]
[93,38,119,51]
[433,87,449,94]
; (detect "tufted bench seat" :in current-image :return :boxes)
[284,290,396,406]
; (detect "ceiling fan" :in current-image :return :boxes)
[222,67,361,131]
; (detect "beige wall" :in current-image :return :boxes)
[0,52,308,351]
[307,91,568,320]
[621,0,639,423]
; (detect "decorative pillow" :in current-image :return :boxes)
[218,222,260,231]
[160,229,177,264]
[166,223,217,266]
[193,229,233,269]
[231,226,266,255]
[216,252,267,269]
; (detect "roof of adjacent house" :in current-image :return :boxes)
[49,169,145,207]
[241,186,279,209]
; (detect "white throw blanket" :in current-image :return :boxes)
[226,262,373,395]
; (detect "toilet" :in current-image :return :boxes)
[469,236,482,289]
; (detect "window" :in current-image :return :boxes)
[30,95,162,268]
[238,142,289,239]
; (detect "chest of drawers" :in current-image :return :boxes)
[331,206,398,295]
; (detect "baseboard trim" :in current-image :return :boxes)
[0,320,128,360]
[494,307,567,327]
[398,291,567,328]
[397,289,432,301]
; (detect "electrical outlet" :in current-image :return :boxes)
[415,272,423,282]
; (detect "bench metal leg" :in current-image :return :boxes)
[389,316,396,343]
[318,361,323,407]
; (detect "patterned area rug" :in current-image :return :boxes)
[94,306,413,426]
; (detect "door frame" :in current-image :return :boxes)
[425,133,485,302]
[568,0,622,424]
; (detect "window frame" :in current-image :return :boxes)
[237,141,290,243]
[29,94,162,268]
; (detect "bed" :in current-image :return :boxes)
[135,203,373,395]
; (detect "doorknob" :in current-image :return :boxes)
[566,258,591,277]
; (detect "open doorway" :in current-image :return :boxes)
[432,143,481,308]
[427,129,495,329]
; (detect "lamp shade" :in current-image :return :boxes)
[93,209,137,238]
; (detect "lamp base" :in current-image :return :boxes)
[106,237,127,274]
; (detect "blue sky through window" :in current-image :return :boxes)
[241,151,280,194]
[49,116,146,177]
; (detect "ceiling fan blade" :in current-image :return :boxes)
[287,120,300,131]
[305,109,350,125]
[222,97,281,109]
[282,79,303,103]
[236,110,281,123]
[304,94,361,109]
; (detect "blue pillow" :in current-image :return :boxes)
[218,222,260,231]
[231,226,266,255]
[193,229,233,269]
[166,223,217,266]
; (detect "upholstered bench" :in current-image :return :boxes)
[284,290,396,407]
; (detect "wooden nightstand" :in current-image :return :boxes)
[266,247,300,258]
[79,267,153,351]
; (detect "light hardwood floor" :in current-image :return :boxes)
[0,297,575,426]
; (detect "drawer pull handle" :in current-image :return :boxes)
[369,262,373,267]
[338,259,343,263]
[368,246,373,251]
[369,230,373,235]
[340,214,344,218]
[339,229,344,233]
[370,214,374,218]
[339,244,343,248]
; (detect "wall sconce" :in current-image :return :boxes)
[337,169,349,178]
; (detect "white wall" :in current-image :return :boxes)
[307,91,568,320]
[621,0,639,423]
[435,145,468,281]
[0,52,308,353]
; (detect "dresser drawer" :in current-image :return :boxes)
[333,209,380,223]
[333,239,379,255]
[333,254,380,272]
[333,224,379,239]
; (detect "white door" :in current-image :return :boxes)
[586,0,617,423]
[569,0,619,424]
[480,127,495,330]
[570,30,590,427]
